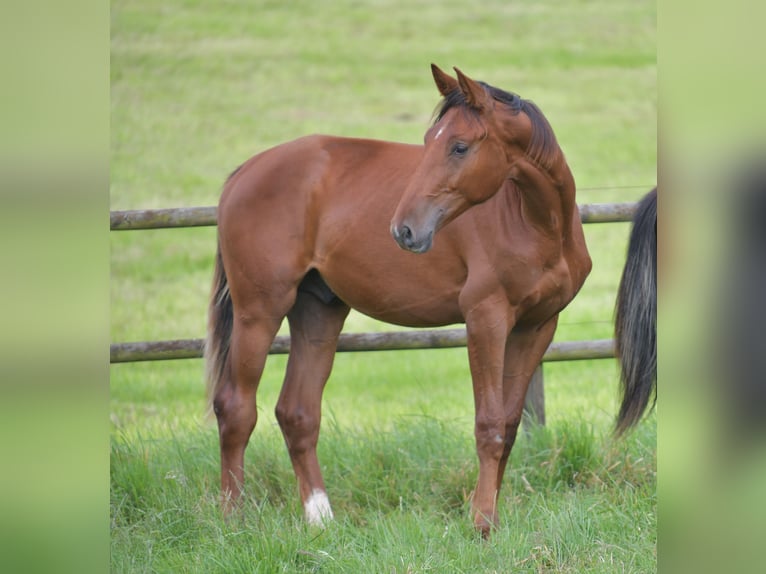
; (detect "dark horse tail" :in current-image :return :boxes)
[614,188,657,435]
[204,241,233,415]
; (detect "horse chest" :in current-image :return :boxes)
[454,249,569,328]
[513,260,574,325]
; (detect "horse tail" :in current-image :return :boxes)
[614,188,657,435]
[204,239,233,416]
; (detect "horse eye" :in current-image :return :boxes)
[452,142,469,156]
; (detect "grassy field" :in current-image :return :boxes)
[111,0,656,571]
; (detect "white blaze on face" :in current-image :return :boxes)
[304,489,333,527]
[434,126,446,140]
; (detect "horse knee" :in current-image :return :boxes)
[474,417,506,460]
[275,403,319,453]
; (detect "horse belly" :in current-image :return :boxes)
[335,284,464,327]
[317,248,465,328]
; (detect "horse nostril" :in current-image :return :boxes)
[391,223,418,250]
[401,225,413,246]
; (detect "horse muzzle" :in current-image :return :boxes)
[390,222,434,254]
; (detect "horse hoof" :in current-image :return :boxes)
[473,513,498,539]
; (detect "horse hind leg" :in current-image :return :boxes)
[214,307,286,512]
[275,275,349,527]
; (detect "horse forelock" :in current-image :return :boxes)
[432,82,560,173]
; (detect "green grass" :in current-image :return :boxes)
[111,0,656,571]
[111,412,655,573]
[110,356,656,572]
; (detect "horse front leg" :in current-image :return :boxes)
[463,298,513,537]
[496,316,559,491]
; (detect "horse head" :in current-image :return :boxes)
[390,64,535,253]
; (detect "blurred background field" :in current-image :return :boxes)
[110,0,655,571]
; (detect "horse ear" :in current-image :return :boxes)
[431,63,458,97]
[454,67,488,110]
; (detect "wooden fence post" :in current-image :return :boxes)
[523,364,545,430]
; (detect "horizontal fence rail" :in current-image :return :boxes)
[110,201,637,231]
[111,206,217,230]
[110,330,614,364]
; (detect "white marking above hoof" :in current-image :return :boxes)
[304,489,334,527]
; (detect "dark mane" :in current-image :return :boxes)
[226,163,244,182]
[433,82,560,171]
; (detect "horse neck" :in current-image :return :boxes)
[509,151,577,235]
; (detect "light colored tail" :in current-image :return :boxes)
[204,241,233,415]
[614,188,657,435]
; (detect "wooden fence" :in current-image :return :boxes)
[110,331,615,364]
[110,201,636,231]
[110,201,635,424]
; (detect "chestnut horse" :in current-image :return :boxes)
[205,65,592,536]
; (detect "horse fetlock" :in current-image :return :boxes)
[473,508,499,538]
[304,489,334,527]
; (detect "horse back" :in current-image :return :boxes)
[219,134,421,219]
